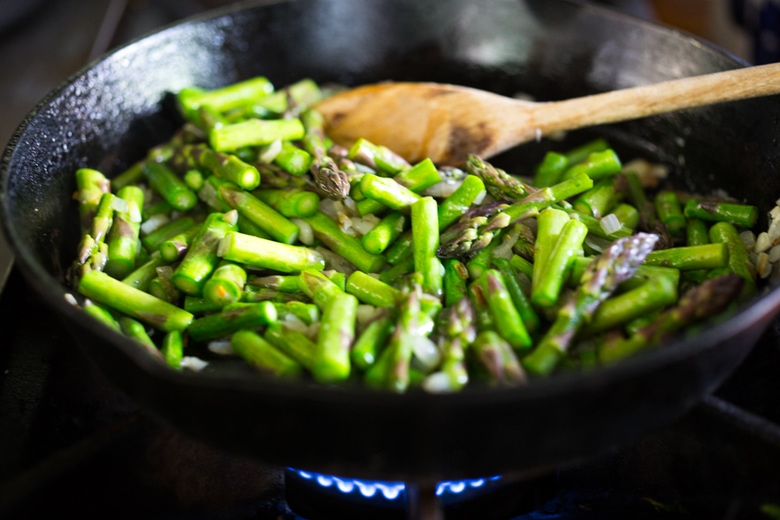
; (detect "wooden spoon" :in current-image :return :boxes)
[316,62,780,165]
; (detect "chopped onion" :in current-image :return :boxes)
[422,179,462,198]
[740,230,757,252]
[223,209,239,225]
[473,189,487,205]
[422,372,456,394]
[411,335,441,371]
[64,293,78,306]
[356,304,380,325]
[208,340,234,356]
[140,213,170,235]
[110,195,128,214]
[315,246,356,275]
[181,356,209,371]
[257,139,283,163]
[600,213,622,235]
[291,218,313,245]
[585,235,612,254]
[350,214,380,236]
[493,225,522,259]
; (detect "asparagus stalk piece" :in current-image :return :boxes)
[177,76,274,115]
[78,270,194,332]
[171,211,239,296]
[472,330,527,387]
[218,181,300,245]
[74,168,110,231]
[219,231,325,273]
[365,282,422,392]
[411,196,443,298]
[599,274,744,363]
[209,118,305,152]
[423,297,476,393]
[203,261,247,307]
[301,212,387,273]
[313,291,358,383]
[264,323,317,371]
[302,108,351,199]
[345,271,400,307]
[254,188,320,218]
[351,312,395,371]
[105,185,144,279]
[142,161,198,211]
[188,301,278,342]
[161,330,184,370]
[482,270,532,351]
[466,154,534,201]
[231,329,302,378]
[684,198,759,228]
[522,233,658,376]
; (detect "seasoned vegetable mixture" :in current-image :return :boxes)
[68,76,769,392]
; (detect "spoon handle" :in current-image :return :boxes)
[528,61,780,136]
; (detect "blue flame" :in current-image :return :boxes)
[291,469,501,500]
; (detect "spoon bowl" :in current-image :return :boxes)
[317,62,780,164]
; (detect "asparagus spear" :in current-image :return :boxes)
[73,168,110,231]
[472,330,527,387]
[523,233,658,376]
[231,329,302,378]
[188,301,278,342]
[312,291,358,383]
[302,108,351,199]
[411,196,443,297]
[437,173,593,258]
[599,274,744,363]
[161,330,184,370]
[422,296,476,393]
[171,211,239,296]
[104,185,144,279]
[365,281,422,392]
[466,154,534,201]
[78,270,194,332]
[684,198,759,229]
[218,231,325,273]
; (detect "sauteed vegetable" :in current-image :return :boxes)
[68,76,767,393]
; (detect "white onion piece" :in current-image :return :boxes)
[257,139,283,163]
[422,372,456,394]
[493,225,522,259]
[315,246,356,275]
[208,340,234,356]
[291,218,313,245]
[411,335,441,371]
[585,235,612,254]
[140,213,170,235]
[473,189,487,205]
[110,196,128,214]
[356,304,380,326]
[181,357,209,371]
[600,213,622,235]
[421,179,462,198]
[351,214,380,236]
[223,209,239,226]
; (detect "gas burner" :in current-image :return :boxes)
[284,468,555,520]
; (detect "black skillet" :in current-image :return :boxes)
[3,0,780,482]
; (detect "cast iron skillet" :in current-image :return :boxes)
[3,0,780,482]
